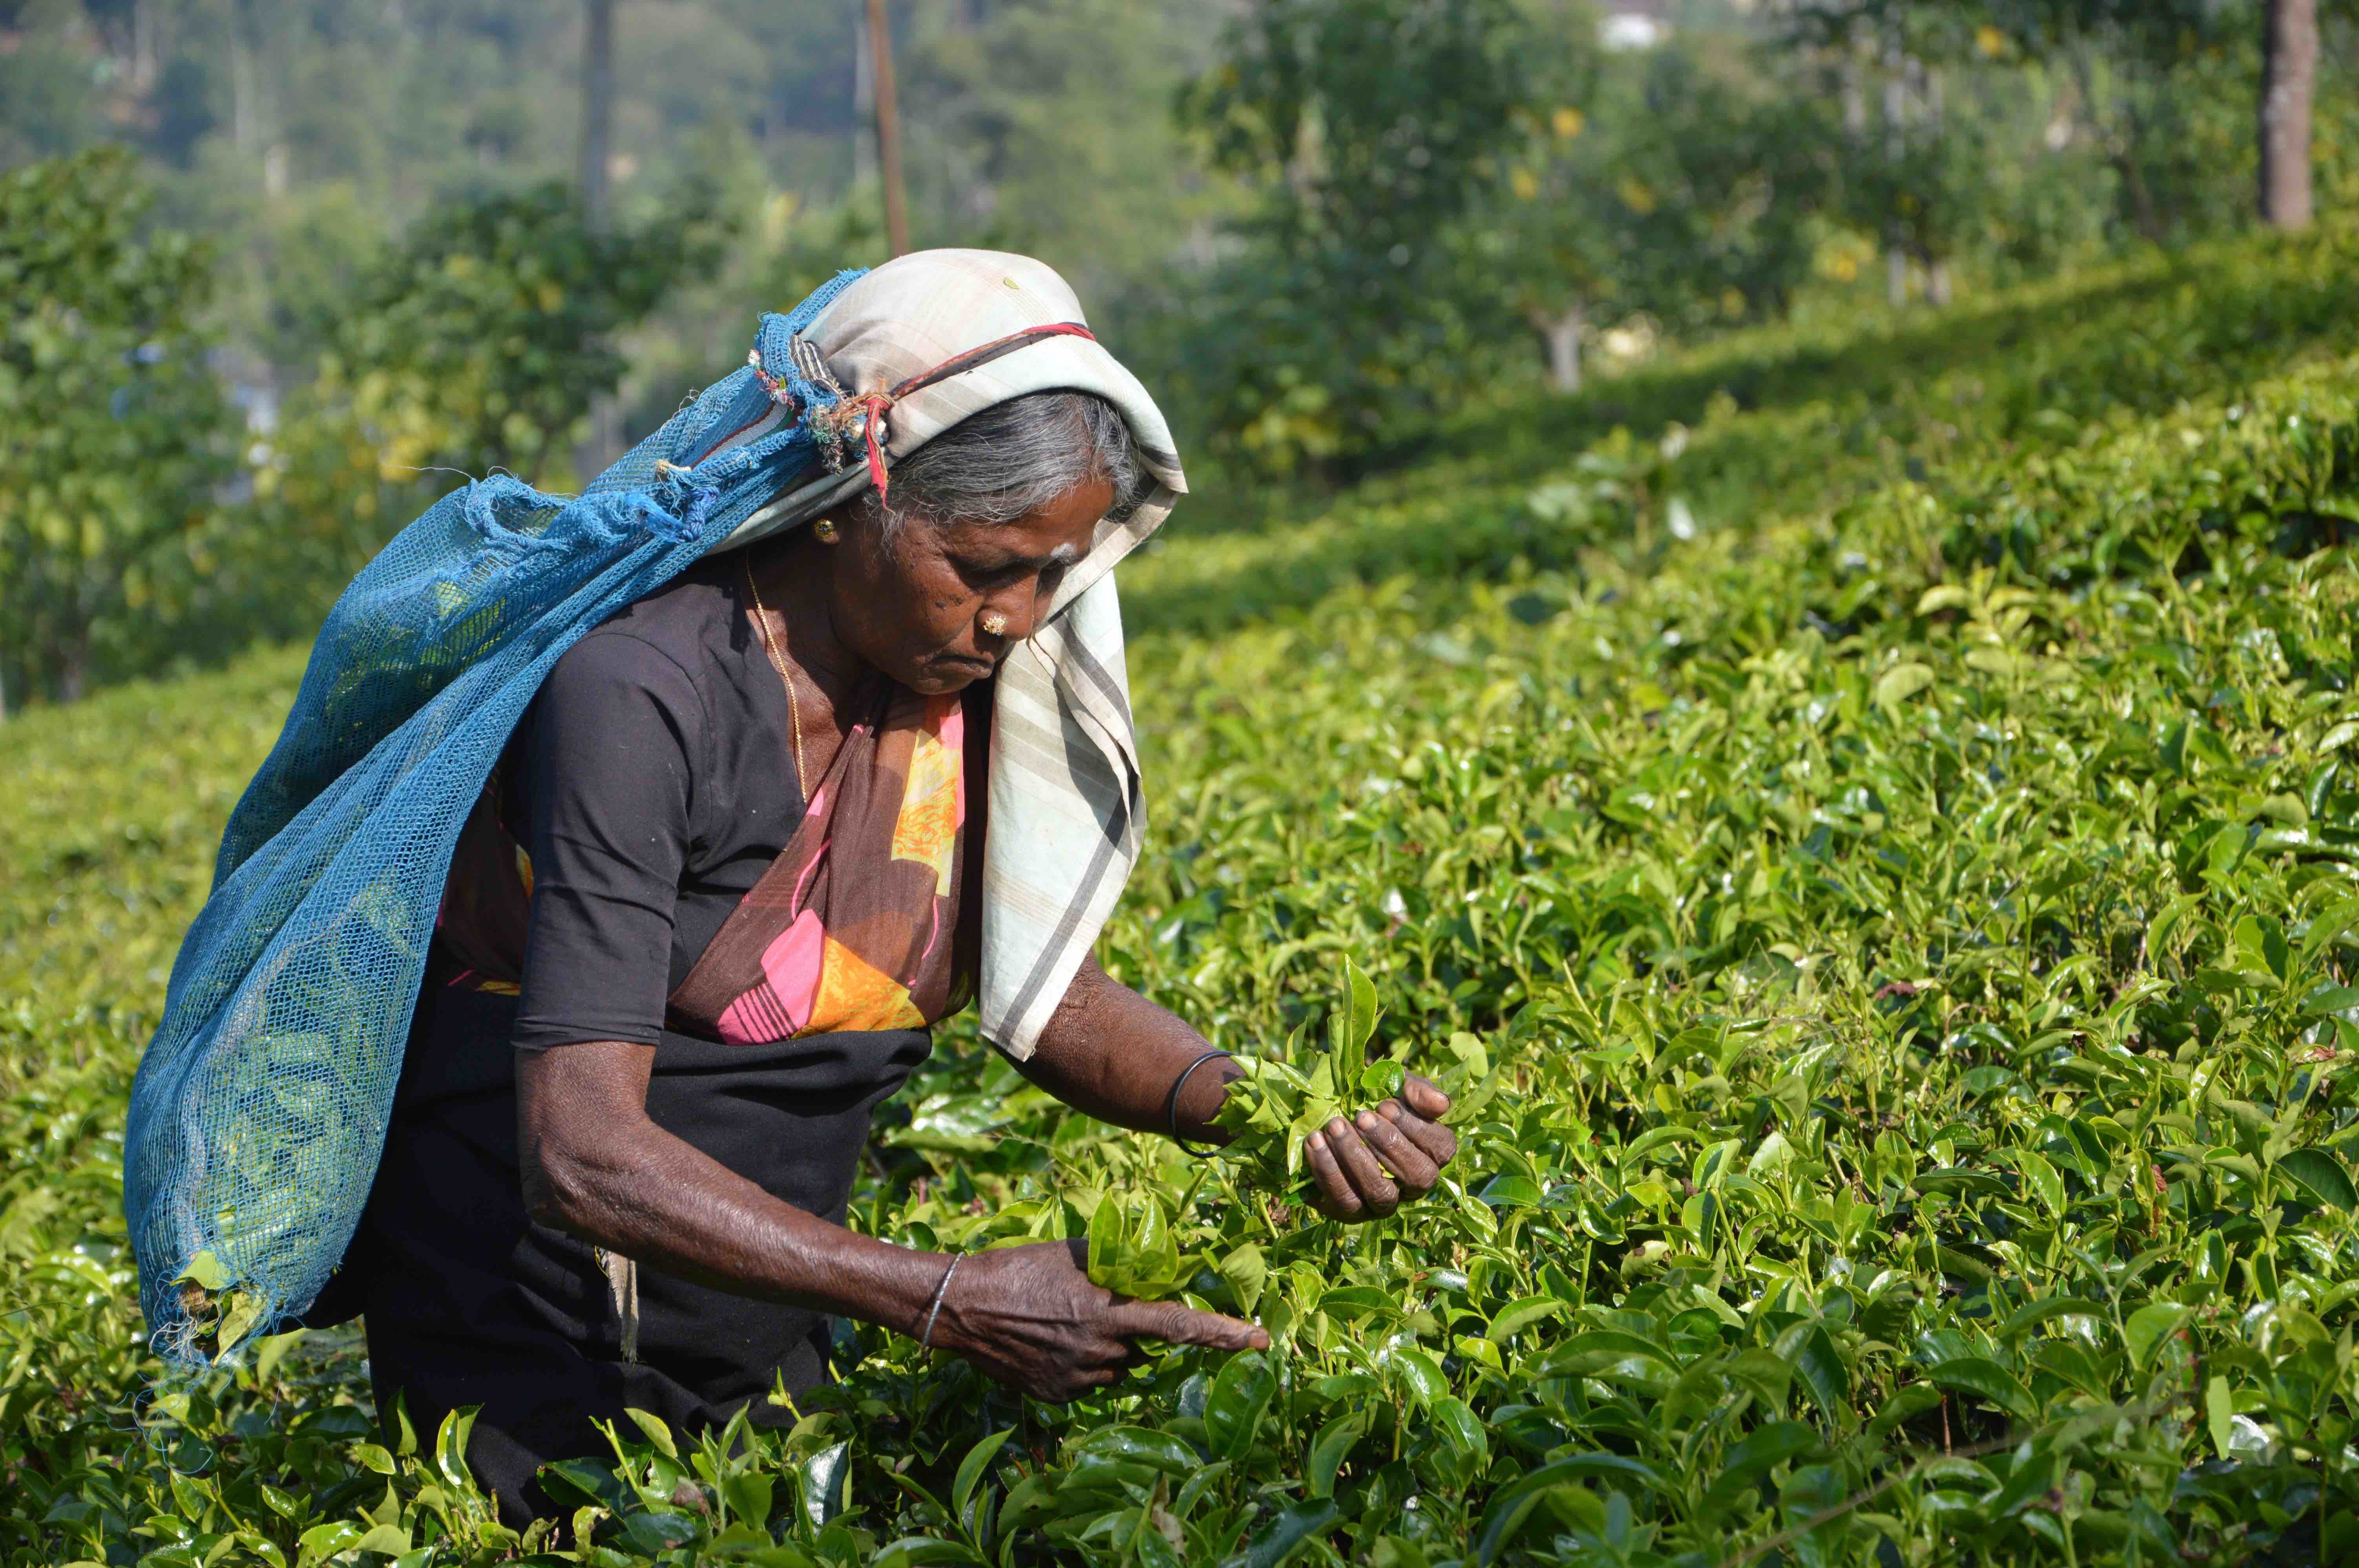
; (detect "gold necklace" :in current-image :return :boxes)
[741,554,810,794]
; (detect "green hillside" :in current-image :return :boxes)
[9,226,2359,1565]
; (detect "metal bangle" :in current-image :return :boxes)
[918,1254,961,1351]
[1166,1048,1234,1158]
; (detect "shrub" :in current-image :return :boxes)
[0,148,239,710]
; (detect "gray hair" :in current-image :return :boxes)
[863,390,1148,542]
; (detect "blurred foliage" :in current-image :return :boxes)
[1481,41,1834,387]
[0,152,734,707]
[0,146,237,710]
[899,0,1239,305]
[0,0,1235,403]
[1170,0,1538,472]
[7,0,2359,615]
[10,218,2359,1565]
[311,174,735,488]
[0,0,873,216]
[1938,0,2257,246]
[1812,0,2359,252]
[1183,0,1534,253]
[1165,0,2359,473]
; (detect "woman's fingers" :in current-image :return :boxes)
[1106,1298,1269,1350]
[1321,1115,1401,1218]
[943,1239,1271,1403]
[1377,1097,1459,1167]
[1302,1094,1459,1223]
[1304,1130,1366,1219]
[1353,1109,1439,1193]
[1400,1073,1452,1121]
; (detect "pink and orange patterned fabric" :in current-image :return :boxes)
[670,679,980,1042]
[436,674,983,1044]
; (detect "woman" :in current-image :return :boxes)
[319,252,1460,1520]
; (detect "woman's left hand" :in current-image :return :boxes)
[1304,1075,1457,1222]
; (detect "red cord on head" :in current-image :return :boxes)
[863,395,892,501]
[836,321,1099,505]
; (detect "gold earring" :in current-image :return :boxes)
[813,517,840,544]
[979,611,1010,637]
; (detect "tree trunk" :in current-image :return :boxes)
[1841,42,1865,140]
[581,0,614,232]
[2259,0,2318,230]
[1920,66,1949,307]
[132,0,159,93]
[1884,35,1908,309]
[2063,44,2160,242]
[1530,304,1585,394]
[230,0,259,155]
[576,0,619,484]
[866,0,910,257]
[57,629,89,706]
[853,3,875,191]
[232,0,285,197]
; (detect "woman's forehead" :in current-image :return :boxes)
[935,497,1098,558]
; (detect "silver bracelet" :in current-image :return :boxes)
[918,1254,962,1350]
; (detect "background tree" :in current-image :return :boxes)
[325,177,734,489]
[1488,102,1622,395]
[1779,1,2039,307]
[1176,0,1535,468]
[1969,0,2255,242]
[1485,46,1830,390]
[0,148,236,710]
[898,0,1229,306]
[2,0,2355,696]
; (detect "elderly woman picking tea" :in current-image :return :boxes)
[299,253,1460,1521]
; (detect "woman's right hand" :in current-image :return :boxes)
[926,1240,1268,1403]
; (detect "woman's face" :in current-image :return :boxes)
[826,477,1114,695]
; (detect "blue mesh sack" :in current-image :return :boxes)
[125,273,868,1358]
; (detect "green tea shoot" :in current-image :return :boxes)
[1211,958,1409,1204]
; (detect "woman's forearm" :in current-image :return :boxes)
[1018,957,1243,1141]
[515,1040,947,1336]
[515,1036,1267,1398]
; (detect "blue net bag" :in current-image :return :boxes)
[125,273,867,1359]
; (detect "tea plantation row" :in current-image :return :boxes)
[7,227,2359,1566]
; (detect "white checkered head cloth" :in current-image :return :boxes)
[711,249,1185,1055]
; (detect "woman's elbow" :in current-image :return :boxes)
[514,1039,656,1238]
[519,1135,598,1234]
[518,1115,644,1239]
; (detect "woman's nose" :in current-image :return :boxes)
[982,593,1035,645]
[981,580,1047,641]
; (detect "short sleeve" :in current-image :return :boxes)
[511,630,703,1050]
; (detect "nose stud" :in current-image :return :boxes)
[979,611,1009,637]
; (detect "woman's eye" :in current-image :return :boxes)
[952,556,1017,589]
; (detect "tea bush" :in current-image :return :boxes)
[8,226,2359,1566]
